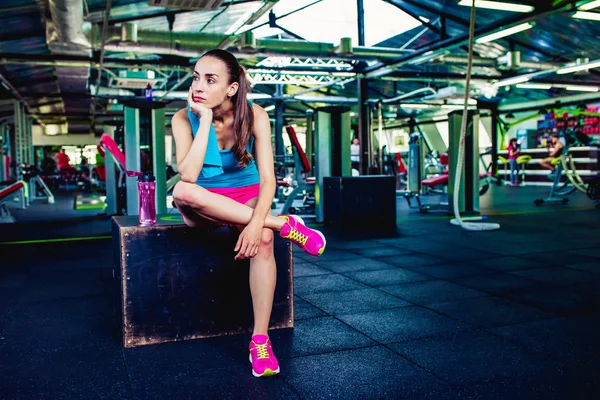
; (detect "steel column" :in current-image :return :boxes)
[152,108,167,215]
[124,107,141,215]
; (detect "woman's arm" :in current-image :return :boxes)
[250,104,276,224]
[171,108,212,183]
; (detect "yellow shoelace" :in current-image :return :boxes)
[284,227,308,246]
[255,343,270,359]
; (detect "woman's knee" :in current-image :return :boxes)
[173,181,204,208]
[259,228,274,248]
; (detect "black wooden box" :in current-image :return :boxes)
[323,176,397,232]
[112,215,293,348]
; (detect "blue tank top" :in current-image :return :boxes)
[192,101,259,188]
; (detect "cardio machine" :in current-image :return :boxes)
[534,127,599,208]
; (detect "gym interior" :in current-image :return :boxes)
[1,0,600,398]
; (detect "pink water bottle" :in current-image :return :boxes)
[138,171,156,226]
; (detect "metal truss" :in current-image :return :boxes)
[249,69,354,85]
[255,57,353,71]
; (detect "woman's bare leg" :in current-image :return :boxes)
[242,198,276,336]
[173,181,285,231]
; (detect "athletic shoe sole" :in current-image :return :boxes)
[249,353,280,378]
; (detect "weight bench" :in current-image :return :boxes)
[112,215,294,348]
[0,181,28,223]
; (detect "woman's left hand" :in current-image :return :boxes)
[234,219,263,260]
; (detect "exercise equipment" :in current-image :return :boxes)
[534,127,598,208]
[99,133,181,215]
[0,180,27,223]
[280,126,315,215]
[314,107,351,223]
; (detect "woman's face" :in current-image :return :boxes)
[191,56,238,109]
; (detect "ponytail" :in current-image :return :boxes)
[231,66,253,167]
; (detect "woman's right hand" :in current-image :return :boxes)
[187,88,213,120]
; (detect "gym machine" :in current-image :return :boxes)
[102,101,167,216]
[313,107,351,223]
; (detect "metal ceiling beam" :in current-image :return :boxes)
[366,1,579,78]
[0,30,46,42]
[12,76,59,88]
[239,0,322,35]
[382,70,600,86]
[382,0,440,35]
[394,0,580,64]
[498,91,600,112]
[92,25,414,60]
[100,0,259,25]
[0,72,45,126]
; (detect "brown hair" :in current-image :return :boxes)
[201,49,253,167]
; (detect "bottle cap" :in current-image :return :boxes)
[138,171,155,182]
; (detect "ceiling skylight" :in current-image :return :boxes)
[247,0,423,47]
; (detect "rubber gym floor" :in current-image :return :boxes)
[1,185,599,399]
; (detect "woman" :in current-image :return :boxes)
[172,49,326,378]
[507,138,521,186]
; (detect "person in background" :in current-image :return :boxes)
[350,137,360,174]
[55,148,71,172]
[539,133,565,180]
[507,138,521,186]
[40,150,57,176]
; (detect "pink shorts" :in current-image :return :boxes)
[206,184,260,205]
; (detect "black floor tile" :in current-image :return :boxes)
[1,315,118,355]
[474,256,547,272]
[0,271,28,288]
[428,296,555,329]
[268,316,375,358]
[350,246,413,258]
[314,257,397,273]
[509,267,596,287]
[428,247,499,262]
[301,288,409,316]
[293,274,368,295]
[337,306,470,343]
[293,296,327,320]
[376,254,444,268]
[343,268,431,287]
[282,346,461,400]
[0,341,130,400]
[30,255,113,272]
[13,294,113,321]
[568,262,600,275]
[519,251,599,267]
[569,249,600,259]
[489,315,600,365]
[504,285,600,315]
[379,280,487,306]
[128,363,299,400]
[293,262,332,278]
[329,239,385,250]
[403,263,497,279]
[449,273,545,295]
[2,192,600,399]
[389,330,564,385]
[304,249,357,262]
[19,269,107,303]
[465,365,600,400]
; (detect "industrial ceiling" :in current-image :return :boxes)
[2,0,600,134]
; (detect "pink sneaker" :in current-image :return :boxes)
[279,215,326,257]
[249,334,280,378]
